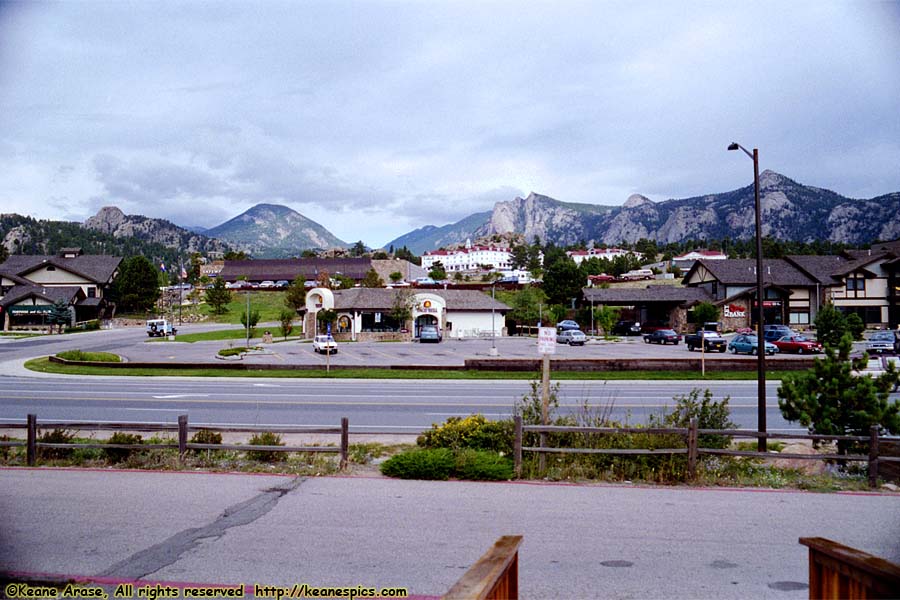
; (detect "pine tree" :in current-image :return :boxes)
[777,334,900,454]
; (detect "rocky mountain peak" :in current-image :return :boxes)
[758,170,793,190]
[623,194,653,209]
[83,206,127,234]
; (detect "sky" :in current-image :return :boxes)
[1,1,899,248]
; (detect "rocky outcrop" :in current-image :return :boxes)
[83,206,230,254]
[393,171,900,250]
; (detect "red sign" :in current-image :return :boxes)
[724,304,746,318]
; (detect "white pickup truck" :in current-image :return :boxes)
[146,319,177,337]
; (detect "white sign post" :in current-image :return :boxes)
[537,327,556,471]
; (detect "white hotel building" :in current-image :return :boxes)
[421,241,514,273]
[565,247,636,265]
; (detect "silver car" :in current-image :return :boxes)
[557,330,587,346]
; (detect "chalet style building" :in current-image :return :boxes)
[583,240,900,332]
[0,248,122,330]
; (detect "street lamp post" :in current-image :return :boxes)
[728,142,767,452]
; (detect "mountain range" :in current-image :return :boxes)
[2,171,898,260]
[385,170,900,253]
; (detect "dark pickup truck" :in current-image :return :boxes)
[684,330,728,352]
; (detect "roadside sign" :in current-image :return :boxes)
[327,322,331,335]
[538,327,556,354]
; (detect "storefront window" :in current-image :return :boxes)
[789,311,809,325]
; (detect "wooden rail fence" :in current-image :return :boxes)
[513,417,900,487]
[1,414,350,469]
[443,535,523,600]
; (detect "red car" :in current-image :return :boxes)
[773,334,822,354]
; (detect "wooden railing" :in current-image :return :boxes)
[2,414,350,469]
[443,535,523,600]
[513,417,900,487]
[800,537,900,599]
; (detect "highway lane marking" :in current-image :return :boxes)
[0,395,784,408]
[152,394,211,399]
[124,408,190,412]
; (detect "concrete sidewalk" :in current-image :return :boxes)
[2,468,899,599]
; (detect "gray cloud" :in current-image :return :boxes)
[0,1,897,247]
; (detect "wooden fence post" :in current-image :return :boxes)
[868,425,879,489]
[178,414,188,460]
[340,417,349,470]
[513,416,522,478]
[687,418,698,480]
[26,414,37,466]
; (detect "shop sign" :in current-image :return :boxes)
[418,299,439,314]
[754,300,782,308]
[723,304,747,318]
[8,305,54,315]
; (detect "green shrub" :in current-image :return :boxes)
[37,428,75,460]
[56,350,121,362]
[652,388,737,449]
[218,347,247,357]
[380,448,455,480]
[417,414,513,454]
[454,449,514,480]
[103,432,143,463]
[190,429,223,454]
[246,431,286,462]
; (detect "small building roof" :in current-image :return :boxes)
[0,254,122,284]
[324,288,510,312]
[219,258,373,282]
[684,259,816,287]
[0,284,85,308]
[583,285,713,305]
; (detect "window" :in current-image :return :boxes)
[46,265,56,271]
[846,277,866,292]
[87,287,96,298]
[789,311,809,325]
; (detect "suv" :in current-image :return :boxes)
[763,324,793,342]
[612,320,642,336]
[312,335,338,354]
[146,319,176,337]
[419,325,442,343]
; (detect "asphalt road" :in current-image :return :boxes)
[0,325,889,433]
[0,374,800,433]
[2,469,899,598]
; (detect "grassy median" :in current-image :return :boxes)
[25,357,794,380]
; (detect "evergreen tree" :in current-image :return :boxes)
[204,278,232,314]
[361,268,384,288]
[284,276,307,311]
[48,299,71,333]
[541,257,583,306]
[111,256,161,313]
[778,334,900,454]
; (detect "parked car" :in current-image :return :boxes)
[556,320,580,332]
[259,280,276,288]
[612,320,642,336]
[419,325,442,343]
[146,319,176,337]
[866,330,896,354]
[763,324,794,342]
[640,319,670,333]
[557,330,587,346]
[684,330,727,352]
[275,280,290,288]
[312,334,338,354]
[643,329,681,345]
[414,277,436,285]
[728,334,779,355]
[772,334,822,354]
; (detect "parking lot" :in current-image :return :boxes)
[113,330,857,368]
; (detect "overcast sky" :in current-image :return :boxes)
[1,1,898,248]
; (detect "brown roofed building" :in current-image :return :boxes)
[0,248,122,330]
